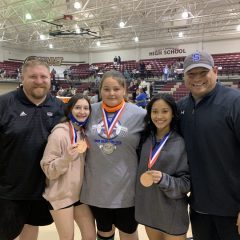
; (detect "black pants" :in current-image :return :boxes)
[190,209,240,240]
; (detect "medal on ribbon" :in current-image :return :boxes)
[100,141,116,155]
[77,139,88,153]
[69,122,88,153]
[100,102,125,154]
[140,132,171,187]
[140,171,154,187]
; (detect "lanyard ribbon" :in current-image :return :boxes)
[101,102,125,139]
[69,121,77,144]
[148,132,171,169]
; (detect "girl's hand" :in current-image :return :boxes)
[148,170,162,184]
[66,143,79,160]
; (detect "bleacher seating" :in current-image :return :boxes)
[57,81,93,95]
[0,61,22,79]
[1,52,240,83]
[88,53,240,79]
[70,63,92,80]
[212,53,240,75]
[155,80,240,101]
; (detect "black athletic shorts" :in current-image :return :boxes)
[0,198,53,240]
[90,206,138,234]
[47,200,82,210]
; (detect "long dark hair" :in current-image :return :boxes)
[61,94,91,128]
[141,93,179,143]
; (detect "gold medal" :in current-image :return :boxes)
[77,140,88,153]
[140,171,153,187]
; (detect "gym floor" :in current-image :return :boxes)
[38,223,193,239]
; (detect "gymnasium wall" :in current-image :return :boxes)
[0,48,89,63]
[1,38,240,64]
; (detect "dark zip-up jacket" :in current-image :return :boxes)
[0,87,64,200]
[178,83,240,216]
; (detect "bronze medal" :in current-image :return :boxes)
[140,171,153,187]
[77,140,88,153]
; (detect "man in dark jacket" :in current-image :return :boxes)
[0,59,64,240]
[178,51,240,240]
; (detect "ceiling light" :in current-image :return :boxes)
[40,34,45,40]
[25,13,32,20]
[76,28,81,34]
[182,11,188,19]
[49,43,53,48]
[96,41,101,46]
[237,25,240,31]
[178,32,183,38]
[119,21,125,28]
[134,36,139,42]
[74,1,82,9]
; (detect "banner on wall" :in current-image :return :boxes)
[24,56,64,66]
[149,48,186,56]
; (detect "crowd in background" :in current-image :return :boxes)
[0,52,240,240]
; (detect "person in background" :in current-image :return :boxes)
[41,94,96,240]
[135,86,148,108]
[90,89,100,104]
[80,70,146,240]
[128,79,139,102]
[113,56,118,66]
[178,51,240,240]
[163,65,170,82]
[0,59,64,240]
[16,68,21,81]
[83,87,90,99]
[57,86,65,96]
[51,68,56,82]
[146,63,152,79]
[63,69,68,79]
[123,68,131,82]
[139,61,146,79]
[135,93,190,240]
[117,56,121,65]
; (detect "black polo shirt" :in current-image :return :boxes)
[0,87,64,200]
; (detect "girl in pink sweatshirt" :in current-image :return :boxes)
[41,94,95,240]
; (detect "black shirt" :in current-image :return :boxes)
[0,87,64,200]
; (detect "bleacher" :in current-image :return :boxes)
[70,63,92,80]
[57,81,93,94]
[213,53,240,75]
[0,61,22,79]
[88,52,240,79]
[1,52,240,84]
[154,80,240,101]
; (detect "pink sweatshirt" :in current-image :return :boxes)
[40,122,86,210]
